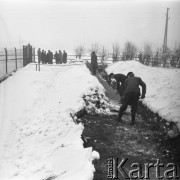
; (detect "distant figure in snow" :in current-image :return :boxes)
[115,72,146,126]
[138,53,143,63]
[41,50,46,64]
[37,48,42,63]
[59,50,63,64]
[91,51,98,75]
[63,50,67,63]
[54,51,60,64]
[109,73,127,103]
[47,50,53,64]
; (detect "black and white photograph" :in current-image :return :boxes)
[0,0,180,179]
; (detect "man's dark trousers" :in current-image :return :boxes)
[118,92,140,123]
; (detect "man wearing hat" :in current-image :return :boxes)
[116,72,146,126]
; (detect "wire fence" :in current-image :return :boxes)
[108,53,180,68]
[137,53,180,68]
[0,44,35,80]
[0,48,23,79]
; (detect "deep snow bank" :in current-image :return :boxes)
[0,64,104,180]
[106,61,180,131]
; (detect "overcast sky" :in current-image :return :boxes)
[0,0,180,52]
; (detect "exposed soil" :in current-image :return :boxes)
[81,112,180,180]
[80,71,180,180]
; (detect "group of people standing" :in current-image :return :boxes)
[37,49,67,64]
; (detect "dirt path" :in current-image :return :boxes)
[81,72,180,180]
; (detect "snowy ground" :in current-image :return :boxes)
[1,60,179,180]
[106,60,180,131]
[0,63,104,180]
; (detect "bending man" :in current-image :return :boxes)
[116,72,146,126]
[109,73,127,103]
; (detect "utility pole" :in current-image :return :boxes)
[163,8,170,53]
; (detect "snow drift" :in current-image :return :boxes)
[0,64,103,180]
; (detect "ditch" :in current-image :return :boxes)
[80,72,180,180]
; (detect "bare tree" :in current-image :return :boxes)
[89,43,99,54]
[112,43,120,62]
[143,42,153,65]
[98,46,108,64]
[123,41,137,60]
[74,44,86,59]
[162,46,172,67]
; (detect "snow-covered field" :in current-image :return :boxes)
[0,63,103,180]
[106,60,180,131]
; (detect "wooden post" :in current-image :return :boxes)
[23,45,27,66]
[33,48,36,62]
[4,48,8,74]
[38,57,40,71]
[27,44,30,64]
[29,45,32,63]
[15,47,17,70]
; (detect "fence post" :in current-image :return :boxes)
[15,47,17,70]
[27,44,29,64]
[29,45,32,63]
[4,48,8,74]
[23,45,27,66]
[38,54,40,71]
[157,51,159,66]
[33,48,35,62]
